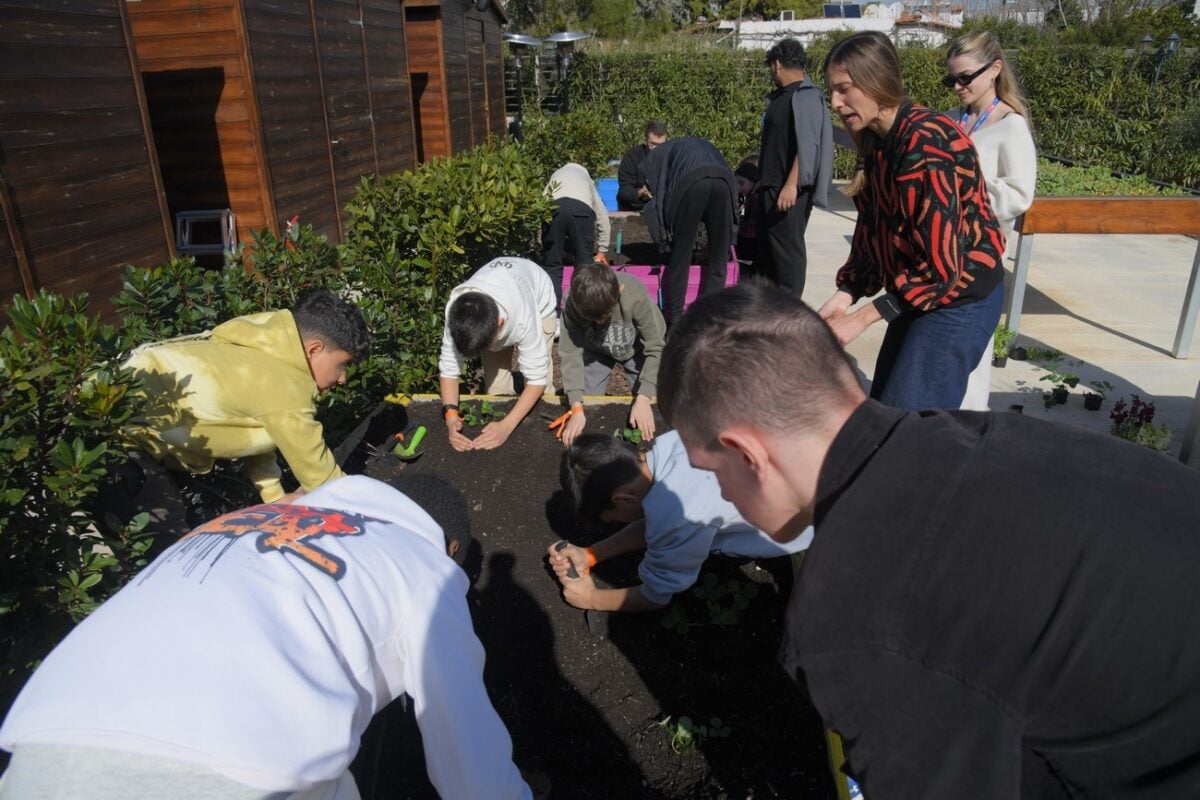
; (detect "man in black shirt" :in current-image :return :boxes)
[659,284,1200,799]
[755,38,832,297]
[617,121,667,211]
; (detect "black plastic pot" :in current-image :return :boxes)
[1084,393,1103,411]
[1009,404,1024,414]
[1052,386,1069,405]
[1009,346,1028,361]
[992,356,1008,369]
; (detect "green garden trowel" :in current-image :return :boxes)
[391,424,427,462]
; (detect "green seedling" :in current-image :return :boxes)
[691,572,759,627]
[658,715,732,754]
[460,400,504,428]
[615,426,643,445]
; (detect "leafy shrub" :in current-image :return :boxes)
[0,292,150,700]
[521,109,626,178]
[531,42,1198,190]
[1036,158,1188,197]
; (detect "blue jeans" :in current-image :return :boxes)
[869,283,1003,411]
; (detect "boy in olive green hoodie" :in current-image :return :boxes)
[122,290,369,503]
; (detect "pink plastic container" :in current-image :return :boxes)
[561,249,739,313]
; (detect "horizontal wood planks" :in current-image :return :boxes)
[1020,197,1200,236]
[0,0,170,315]
[244,0,339,239]
[129,0,272,244]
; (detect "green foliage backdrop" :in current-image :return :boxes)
[520,40,1199,190]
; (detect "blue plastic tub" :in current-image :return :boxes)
[596,177,619,212]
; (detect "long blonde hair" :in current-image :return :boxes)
[824,32,907,197]
[946,31,1031,122]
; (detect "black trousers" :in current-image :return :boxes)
[755,187,815,298]
[542,197,596,309]
[665,177,733,322]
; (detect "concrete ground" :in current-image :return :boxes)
[804,183,1200,461]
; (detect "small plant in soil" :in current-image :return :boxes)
[615,426,643,445]
[1084,380,1114,411]
[691,572,759,627]
[1039,370,1079,406]
[459,400,504,428]
[658,715,732,754]
[992,324,1016,366]
[1110,395,1173,454]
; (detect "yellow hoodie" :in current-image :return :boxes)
[122,310,343,502]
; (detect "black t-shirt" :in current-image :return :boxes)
[617,144,649,211]
[783,401,1200,799]
[757,81,802,189]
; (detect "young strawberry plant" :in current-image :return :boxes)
[691,572,759,627]
[460,400,504,428]
[658,715,732,754]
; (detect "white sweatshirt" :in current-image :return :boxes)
[971,113,1037,241]
[438,257,557,386]
[545,162,611,254]
[638,431,813,606]
[0,476,531,800]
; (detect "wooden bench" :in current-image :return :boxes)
[1006,197,1200,358]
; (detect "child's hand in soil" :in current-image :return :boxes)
[629,395,656,441]
[546,541,590,579]
[446,415,474,452]
[472,420,513,450]
[561,408,587,446]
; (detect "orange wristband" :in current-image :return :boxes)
[444,408,459,421]
[584,547,598,568]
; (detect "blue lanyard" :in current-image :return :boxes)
[960,97,1000,137]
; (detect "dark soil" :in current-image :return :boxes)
[345,399,836,799]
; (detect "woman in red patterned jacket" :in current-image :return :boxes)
[816,31,1006,411]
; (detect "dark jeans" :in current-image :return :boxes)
[870,282,1004,411]
[665,177,733,321]
[543,197,596,309]
[755,187,814,297]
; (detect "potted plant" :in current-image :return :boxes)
[992,324,1016,368]
[1039,370,1079,406]
[1083,380,1113,411]
[1110,395,1173,454]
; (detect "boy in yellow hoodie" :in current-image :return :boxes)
[122,289,369,503]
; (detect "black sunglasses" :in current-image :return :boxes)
[941,63,991,89]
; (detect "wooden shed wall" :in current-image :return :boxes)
[426,1,505,157]
[361,0,417,177]
[405,7,448,162]
[127,0,274,244]
[0,0,172,314]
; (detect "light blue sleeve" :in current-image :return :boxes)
[637,522,719,606]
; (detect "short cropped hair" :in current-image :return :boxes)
[448,292,500,358]
[658,284,862,448]
[560,434,643,521]
[644,120,667,138]
[569,262,620,322]
[291,289,370,360]
[765,38,807,71]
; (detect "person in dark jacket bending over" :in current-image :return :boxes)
[658,283,1200,800]
[638,136,738,323]
[754,37,833,297]
[617,120,668,211]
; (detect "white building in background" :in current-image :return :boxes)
[717,2,964,49]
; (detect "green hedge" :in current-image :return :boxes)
[531,41,1199,189]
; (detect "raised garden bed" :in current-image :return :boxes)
[345,399,835,799]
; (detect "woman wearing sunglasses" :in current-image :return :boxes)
[817,31,1006,411]
[945,30,1038,410]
